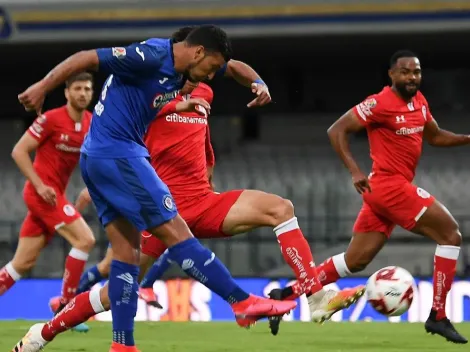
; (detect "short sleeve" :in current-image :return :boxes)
[27,114,53,144]
[96,42,165,79]
[353,97,384,126]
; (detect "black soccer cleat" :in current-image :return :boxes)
[268,288,284,336]
[425,310,468,344]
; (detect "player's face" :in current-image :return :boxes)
[65,80,93,111]
[186,47,226,82]
[389,57,422,100]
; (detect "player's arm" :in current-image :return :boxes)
[11,124,57,205]
[327,109,371,194]
[215,60,271,108]
[424,119,470,147]
[75,188,92,213]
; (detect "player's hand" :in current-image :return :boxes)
[36,183,57,206]
[352,171,371,194]
[18,80,47,115]
[247,82,271,108]
[176,98,211,117]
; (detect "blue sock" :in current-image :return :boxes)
[77,265,104,294]
[140,249,171,289]
[167,238,249,304]
[108,260,139,346]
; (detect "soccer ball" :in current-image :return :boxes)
[366,266,415,316]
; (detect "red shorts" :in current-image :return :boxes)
[20,190,81,242]
[353,175,435,238]
[141,190,243,258]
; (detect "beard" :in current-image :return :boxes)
[395,82,420,100]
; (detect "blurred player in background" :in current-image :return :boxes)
[0,73,95,318]
[15,25,295,352]
[271,50,468,343]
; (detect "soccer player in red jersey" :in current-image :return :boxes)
[19,82,365,349]
[0,73,95,312]
[272,50,469,343]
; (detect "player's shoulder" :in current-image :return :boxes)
[359,86,393,110]
[194,83,214,100]
[42,106,67,122]
[140,38,171,54]
[415,90,429,105]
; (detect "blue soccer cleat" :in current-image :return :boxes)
[72,323,90,333]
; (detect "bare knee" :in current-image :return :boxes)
[11,252,39,274]
[344,252,373,273]
[74,232,96,253]
[267,197,295,226]
[442,228,462,247]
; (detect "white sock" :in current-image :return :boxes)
[69,248,89,261]
[332,253,352,278]
[89,288,106,314]
[5,262,21,281]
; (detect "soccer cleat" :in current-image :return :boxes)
[109,342,141,352]
[310,286,365,324]
[232,294,296,329]
[425,311,468,344]
[138,287,163,309]
[11,323,48,352]
[72,323,90,333]
[267,288,284,336]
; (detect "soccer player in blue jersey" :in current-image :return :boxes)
[17,25,296,352]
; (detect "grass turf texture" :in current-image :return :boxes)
[1,321,469,351]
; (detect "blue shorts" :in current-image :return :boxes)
[80,155,177,231]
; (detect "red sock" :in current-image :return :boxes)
[316,253,350,285]
[433,245,459,320]
[0,262,21,295]
[61,248,89,303]
[42,290,105,341]
[274,217,322,295]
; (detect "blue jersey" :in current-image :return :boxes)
[81,38,185,158]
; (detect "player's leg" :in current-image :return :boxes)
[52,216,95,307]
[138,233,165,308]
[13,285,110,351]
[80,155,143,351]
[0,213,47,295]
[77,245,113,295]
[221,190,364,323]
[408,198,467,343]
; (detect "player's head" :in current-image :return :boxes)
[171,26,196,43]
[181,25,232,82]
[65,72,93,111]
[388,50,421,100]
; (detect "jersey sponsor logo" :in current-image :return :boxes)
[153,90,180,109]
[55,144,81,153]
[395,126,424,135]
[165,113,207,125]
[356,98,377,121]
[163,194,175,211]
[159,77,168,84]
[63,204,76,217]
[395,115,406,124]
[135,46,145,61]
[112,47,126,59]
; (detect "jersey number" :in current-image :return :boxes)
[94,75,113,116]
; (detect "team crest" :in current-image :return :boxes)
[112,47,127,59]
[422,105,427,120]
[63,204,76,217]
[163,195,174,211]
[364,98,377,109]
